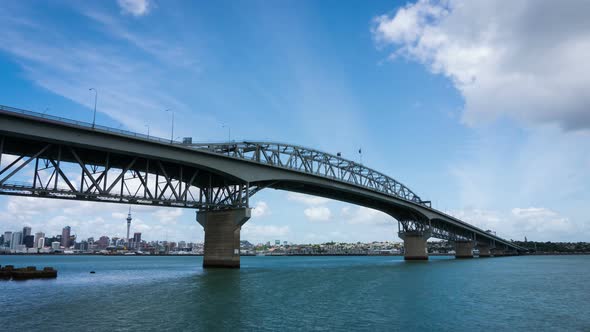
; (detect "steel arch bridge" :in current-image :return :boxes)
[0,105,525,255]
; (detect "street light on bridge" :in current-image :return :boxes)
[145,124,150,138]
[89,88,97,129]
[222,123,231,143]
[165,109,174,143]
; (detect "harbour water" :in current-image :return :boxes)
[1,255,589,331]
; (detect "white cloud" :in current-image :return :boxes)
[242,224,289,238]
[117,0,152,17]
[153,208,182,225]
[287,192,331,206]
[303,206,332,222]
[340,206,392,226]
[448,207,583,242]
[373,0,590,130]
[251,201,271,218]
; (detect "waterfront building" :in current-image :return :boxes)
[51,241,60,250]
[23,235,34,248]
[61,226,71,248]
[34,232,45,248]
[11,232,23,250]
[22,226,32,241]
[97,236,109,249]
[3,231,12,247]
[37,237,45,249]
[133,233,142,249]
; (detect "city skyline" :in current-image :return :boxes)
[0,0,589,244]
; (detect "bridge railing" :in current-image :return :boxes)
[0,105,175,145]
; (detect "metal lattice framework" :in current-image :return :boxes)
[189,142,430,207]
[0,105,526,251]
[0,140,260,210]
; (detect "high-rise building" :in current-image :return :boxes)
[11,232,23,250]
[37,237,45,249]
[34,232,45,248]
[133,232,141,249]
[97,236,110,249]
[23,235,35,248]
[3,232,12,248]
[22,226,32,242]
[61,226,71,248]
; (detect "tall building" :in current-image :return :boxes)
[11,232,23,250]
[97,236,110,249]
[61,226,71,248]
[37,237,45,249]
[126,208,132,245]
[3,231,12,247]
[133,232,141,249]
[34,232,45,249]
[23,235,35,248]
[22,226,32,242]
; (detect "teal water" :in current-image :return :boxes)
[1,255,589,331]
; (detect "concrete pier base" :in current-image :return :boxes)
[477,245,491,258]
[399,231,430,260]
[491,248,504,257]
[197,208,251,268]
[455,240,474,258]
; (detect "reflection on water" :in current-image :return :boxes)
[1,255,589,331]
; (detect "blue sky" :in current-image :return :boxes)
[1,0,588,243]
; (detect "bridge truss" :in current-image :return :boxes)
[189,142,430,207]
[0,105,524,250]
[0,138,259,210]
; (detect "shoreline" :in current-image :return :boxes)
[1,252,589,257]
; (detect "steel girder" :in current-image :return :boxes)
[189,142,430,206]
[0,138,255,210]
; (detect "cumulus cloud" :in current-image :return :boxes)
[287,192,331,205]
[373,0,590,130]
[117,0,152,17]
[448,207,582,241]
[340,206,392,226]
[242,224,289,238]
[153,208,183,224]
[303,206,332,222]
[251,201,271,218]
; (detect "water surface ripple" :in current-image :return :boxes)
[1,255,588,331]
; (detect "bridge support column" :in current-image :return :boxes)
[399,231,430,260]
[197,208,251,268]
[477,244,491,257]
[491,248,504,257]
[455,240,474,258]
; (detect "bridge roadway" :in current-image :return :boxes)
[0,105,525,267]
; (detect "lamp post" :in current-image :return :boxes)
[145,124,150,138]
[165,109,174,143]
[89,88,97,129]
[222,123,231,143]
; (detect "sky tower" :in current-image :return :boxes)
[126,207,132,246]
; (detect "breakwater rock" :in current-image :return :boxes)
[0,265,57,280]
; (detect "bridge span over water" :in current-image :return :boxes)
[0,105,524,267]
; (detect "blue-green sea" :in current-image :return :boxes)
[1,255,589,331]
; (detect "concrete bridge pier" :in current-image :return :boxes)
[399,231,430,260]
[454,240,474,258]
[477,244,491,257]
[197,208,251,268]
[491,248,504,257]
